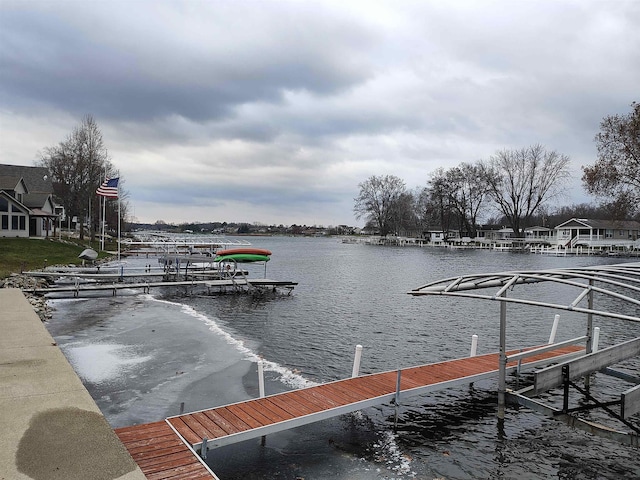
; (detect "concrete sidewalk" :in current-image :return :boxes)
[0,288,146,480]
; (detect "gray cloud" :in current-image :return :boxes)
[1,0,638,226]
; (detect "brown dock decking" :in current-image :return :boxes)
[115,421,217,479]
[115,344,582,479]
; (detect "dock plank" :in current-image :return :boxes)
[115,421,216,479]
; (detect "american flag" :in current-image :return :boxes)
[96,178,119,198]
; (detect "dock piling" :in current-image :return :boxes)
[394,369,402,429]
[470,334,478,357]
[201,437,208,459]
[549,314,560,344]
[258,360,265,398]
[592,327,601,353]
[351,344,363,377]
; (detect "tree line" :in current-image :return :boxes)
[354,102,639,237]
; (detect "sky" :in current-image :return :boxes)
[1,1,638,227]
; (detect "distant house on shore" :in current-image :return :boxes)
[0,164,58,238]
[555,218,640,249]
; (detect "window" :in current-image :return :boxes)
[1,214,7,230]
[19,216,25,230]
[12,215,18,229]
[605,229,613,238]
[0,197,7,212]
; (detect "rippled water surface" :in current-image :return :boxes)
[46,236,640,479]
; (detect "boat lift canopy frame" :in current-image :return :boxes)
[408,262,640,425]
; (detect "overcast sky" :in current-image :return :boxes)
[1,1,638,226]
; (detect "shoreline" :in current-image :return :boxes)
[0,288,146,480]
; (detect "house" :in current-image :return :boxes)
[555,218,640,249]
[0,164,58,238]
[422,227,460,245]
[524,226,555,244]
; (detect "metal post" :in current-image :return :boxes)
[498,296,507,419]
[200,437,208,460]
[351,345,363,377]
[548,314,560,344]
[592,327,600,353]
[562,365,570,413]
[586,281,593,354]
[258,360,265,398]
[585,281,594,388]
[394,369,402,429]
[470,334,478,357]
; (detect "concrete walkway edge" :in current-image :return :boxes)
[0,288,146,480]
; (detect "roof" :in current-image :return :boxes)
[0,164,53,194]
[23,193,53,209]
[0,191,30,213]
[555,218,640,230]
[0,175,26,191]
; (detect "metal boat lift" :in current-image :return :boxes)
[409,262,640,445]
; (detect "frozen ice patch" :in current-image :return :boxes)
[65,343,151,383]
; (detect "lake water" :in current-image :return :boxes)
[45,236,640,479]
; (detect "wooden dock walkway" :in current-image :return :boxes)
[115,344,582,479]
[115,421,217,479]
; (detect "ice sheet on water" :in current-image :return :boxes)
[149,295,317,390]
[64,343,152,383]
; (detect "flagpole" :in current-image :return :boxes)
[117,179,121,262]
[100,170,106,251]
[101,195,106,251]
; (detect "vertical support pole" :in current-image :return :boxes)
[394,369,402,430]
[498,296,507,420]
[258,360,265,398]
[592,327,600,353]
[352,345,363,377]
[179,402,185,415]
[258,360,266,446]
[470,334,478,357]
[562,365,570,413]
[200,437,208,460]
[548,314,560,344]
[586,281,593,354]
[585,281,594,388]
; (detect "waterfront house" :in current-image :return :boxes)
[555,218,640,250]
[524,226,555,244]
[0,164,58,238]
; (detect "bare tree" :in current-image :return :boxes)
[482,145,571,237]
[426,168,456,234]
[430,162,490,238]
[582,101,640,217]
[38,115,114,239]
[354,175,407,236]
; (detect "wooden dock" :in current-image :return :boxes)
[115,421,217,479]
[115,344,583,479]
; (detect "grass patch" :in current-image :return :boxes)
[0,237,116,279]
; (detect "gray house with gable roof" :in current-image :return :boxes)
[0,164,59,238]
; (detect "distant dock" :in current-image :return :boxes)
[22,276,297,297]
